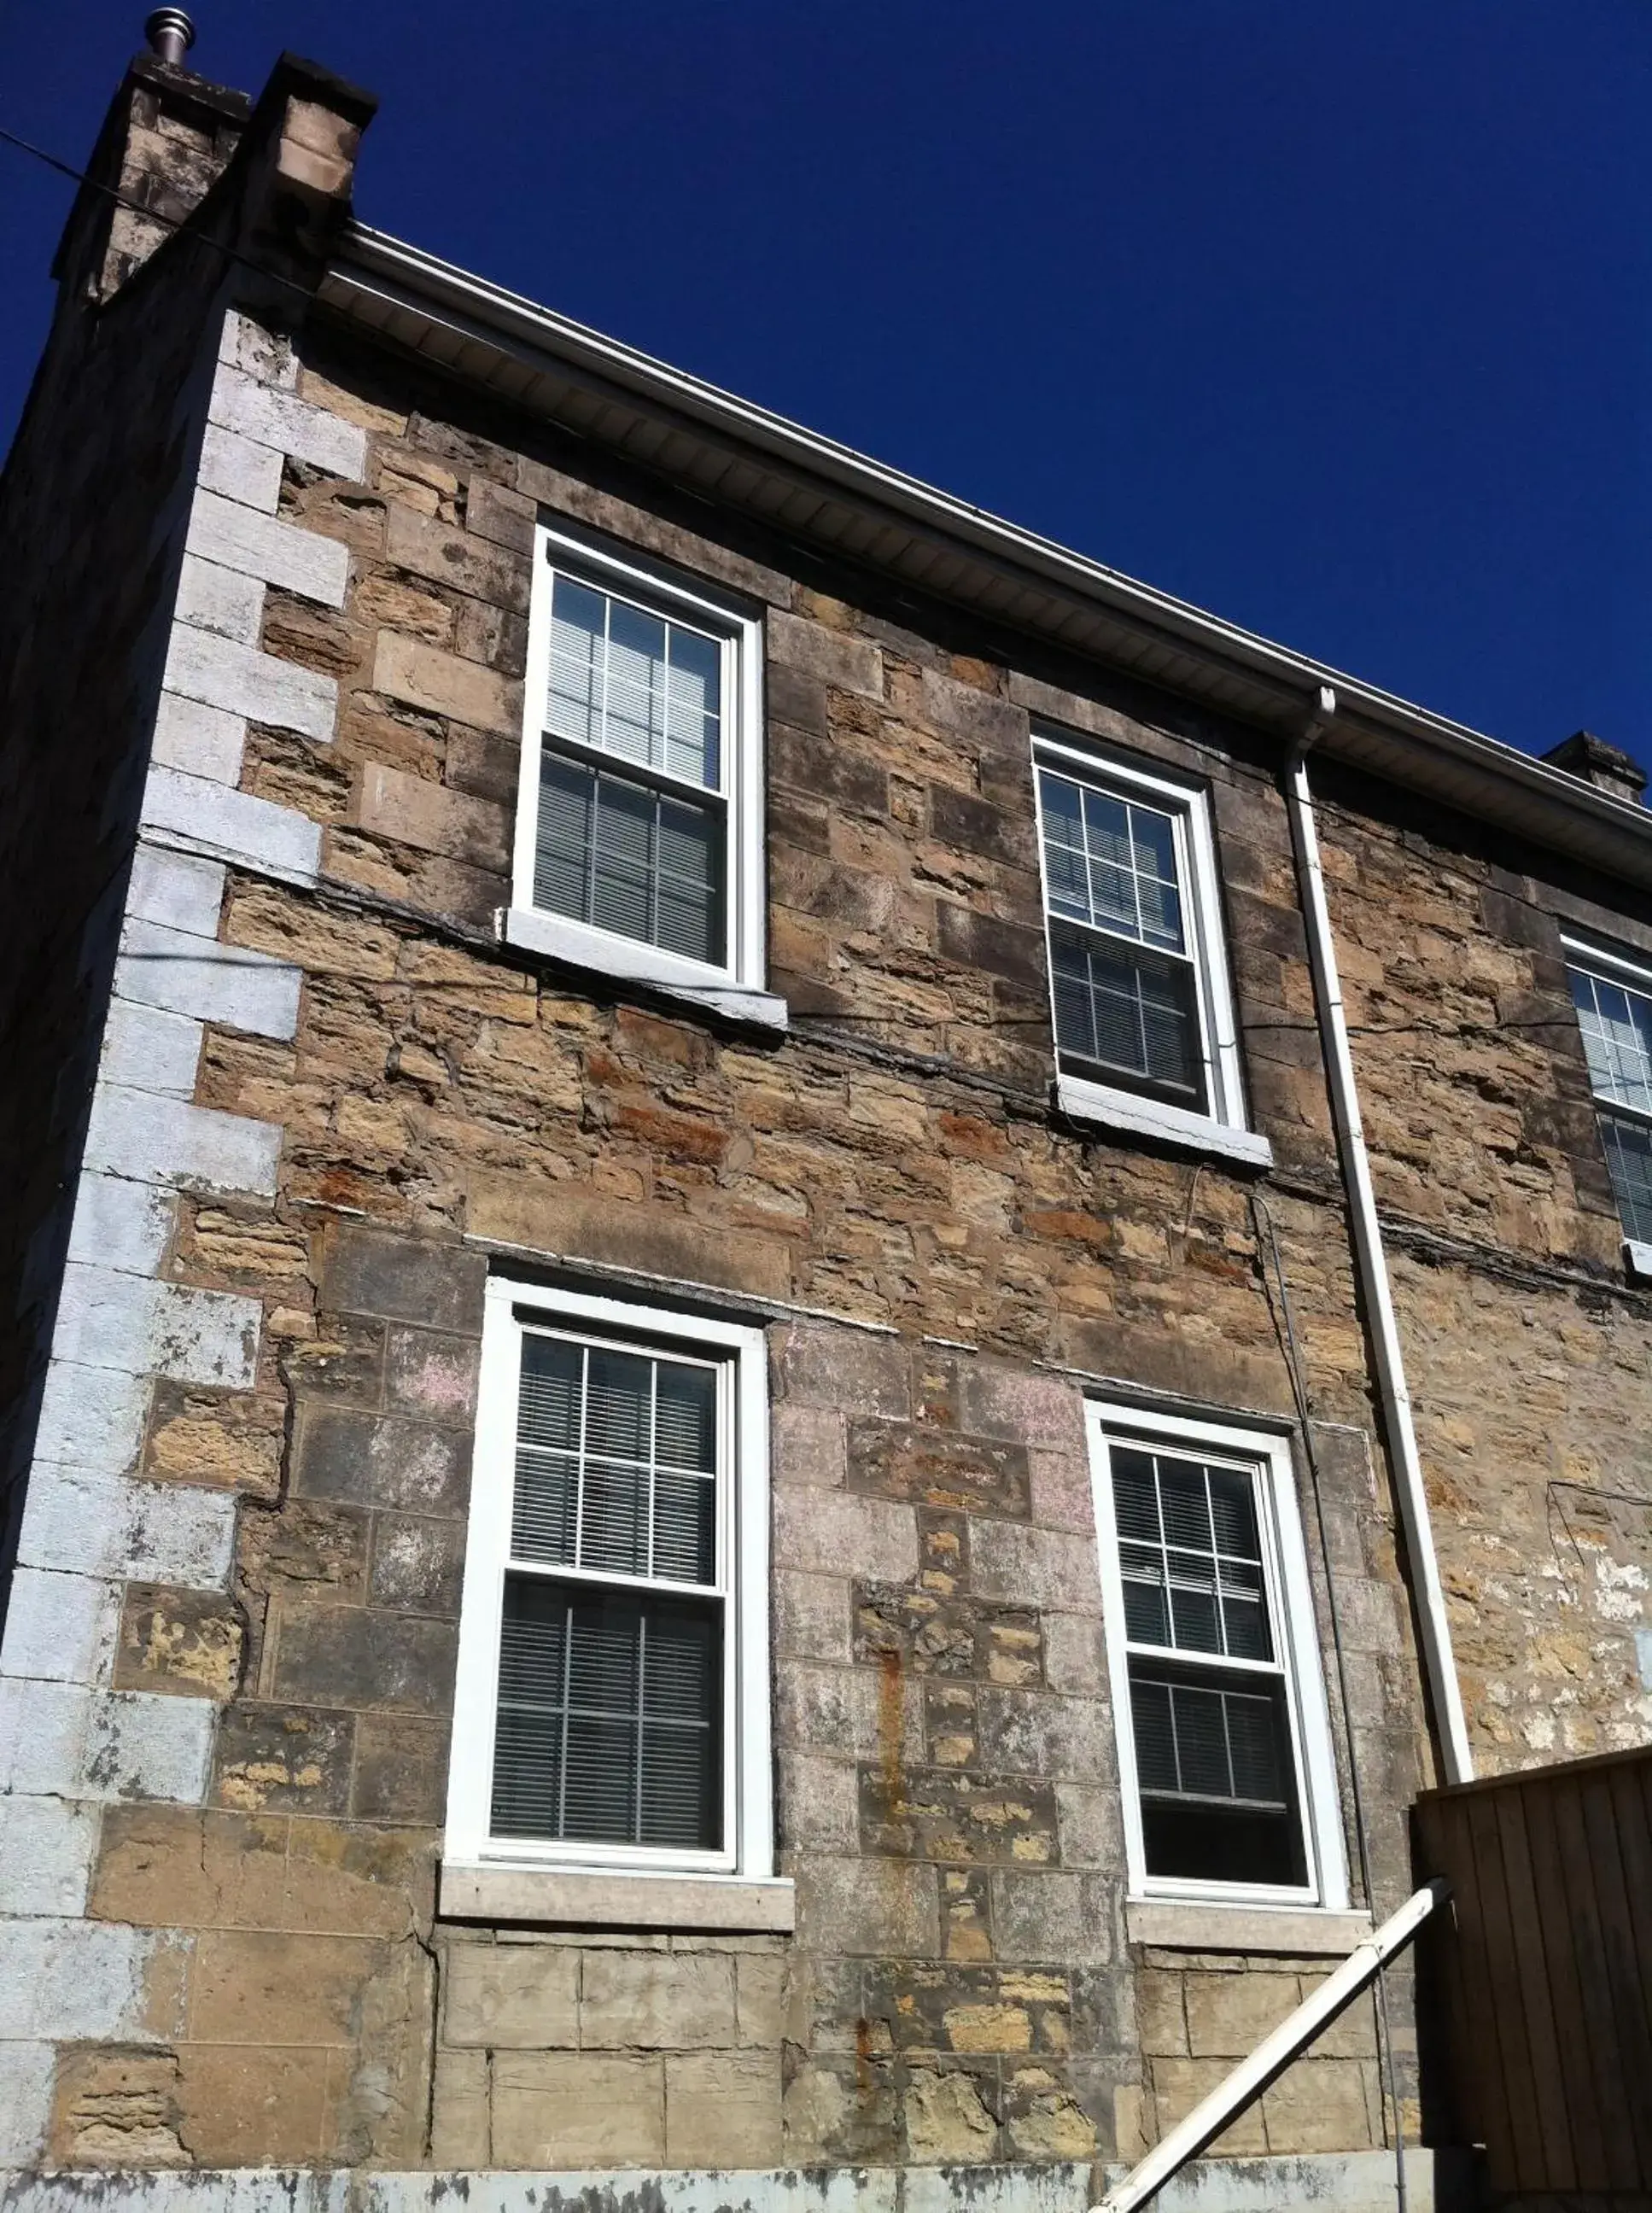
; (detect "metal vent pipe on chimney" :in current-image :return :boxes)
[144,9,196,64]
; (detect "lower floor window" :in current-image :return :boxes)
[1088,1404,1348,1907]
[447,1280,771,1877]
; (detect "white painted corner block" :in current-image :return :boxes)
[65,1172,177,1277]
[84,1083,282,1197]
[127,844,229,937]
[0,1568,122,1688]
[31,1362,153,1480]
[174,552,266,646]
[187,486,350,607]
[198,419,283,513]
[152,690,248,785]
[219,306,299,390]
[0,1796,101,1918]
[143,764,323,882]
[209,361,367,480]
[162,623,337,743]
[0,1914,190,2041]
[16,1468,236,1586]
[54,1264,260,1391]
[0,2042,54,2168]
[0,1679,216,1807]
[116,916,301,1042]
[99,1001,205,1099]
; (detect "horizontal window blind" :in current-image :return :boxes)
[492,1329,724,1852]
[547,573,721,789]
[535,751,723,966]
[1039,768,1206,1111]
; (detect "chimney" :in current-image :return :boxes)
[1541,730,1647,808]
[52,14,251,303]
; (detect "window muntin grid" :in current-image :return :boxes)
[547,573,722,791]
[489,1327,727,1854]
[530,563,733,971]
[1036,762,1210,1112]
[1108,1439,1308,1889]
[1567,956,1652,1247]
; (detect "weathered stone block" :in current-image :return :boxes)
[443,1938,579,2047]
[368,1513,464,1614]
[357,762,511,870]
[580,1947,738,2049]
[665,2049,782,2163]
[849,1419,1030,1516]
[292,1405,471,1516]
[352,1712,448,1824]
[384,1325,479,1426]
[114,1585,243,1701]
[213,1704,354,1814]
[859,1764,1060,1866]
[270,1603,458,1714]
[384,503,529,607]
[319,1222,488,1334]
[371,631,520,735]
[492,2051,664,2165]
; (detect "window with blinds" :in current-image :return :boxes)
[1106,1435,1317,1894]
[448,1282,773,1884]
[533,570,728,969]
[1038,767,1207,1112]
[1566,944,1652,1247]
[490,1329,725,1852]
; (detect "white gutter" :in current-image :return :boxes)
[1095,1880,1451,2213]
[1287,692,1474,1787]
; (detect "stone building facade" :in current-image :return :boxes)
[0,24,1647,2206]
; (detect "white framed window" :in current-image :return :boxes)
[1032,733,1267,1165]
[446,1278,773,1880]
[1087,1402,1348,1910]
[1563,934,1652,1267]
[505,523,783,1028]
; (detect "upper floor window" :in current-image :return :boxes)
[1565,935,1652,1256]
[1033,733,1265,1163]
[505,525,781,1027]
[1087,1403,1348,1909]
[447,1279,773,1878]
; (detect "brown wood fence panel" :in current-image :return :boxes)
[1415,1744,1652,2200]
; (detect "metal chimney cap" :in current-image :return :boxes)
[144,9,196,64]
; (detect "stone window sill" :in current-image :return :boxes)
[1054,1074,1274,1170]
[440,1860,797,1932]
[499,906,790,1033]
[1625,1239,1652,1282]
[1125,1899,1373,1955]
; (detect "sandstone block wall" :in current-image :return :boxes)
[1316,765,1652,1771]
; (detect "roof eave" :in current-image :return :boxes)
[317,221,1652,896]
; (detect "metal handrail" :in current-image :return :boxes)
[1095,1879,1451,2213]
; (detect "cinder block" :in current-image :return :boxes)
[175,552,266,645]
[83,1083,282,1197]
[116,916,301,1041]
[442,1940,579,2047]
[161,625,337,743]
[143,764,322,882]
[187,487,351,606]
[664,2048,782,2163]
[53,1263,260,1390]
[209,361,366,477]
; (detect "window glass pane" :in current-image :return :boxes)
[544,570,721,793]
[1038,769,1186,956]
[1049,923,1205,1110]
[1601,1112,1652,1244]
[534,748,726,970]
[1130,1658,1305,1887]
[1572,966,1652,1115]
[491,1579,720,1848]
[511,1337,720,1588]
[1112,1450,1161,1540]
[1116,1451,1275,1667]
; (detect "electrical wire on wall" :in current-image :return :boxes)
[1248,1189,1412,2213]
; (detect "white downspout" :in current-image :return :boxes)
[1287,689,1474,1786]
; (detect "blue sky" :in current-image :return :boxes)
[3,1,1649,763]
